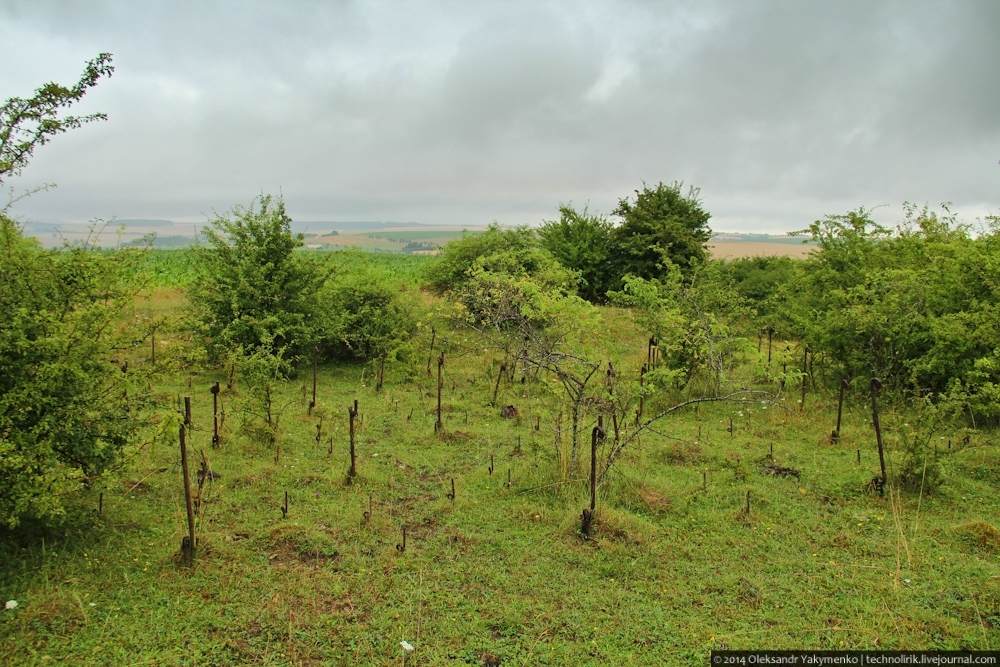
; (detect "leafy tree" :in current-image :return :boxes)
[320,250,416,362]
[423,222,576,297]
[191,195,324,361]
[0,54,145,528]
[1,53,114,183]
[611,260,751,395]
[537,204,615,303]
[790,205,1000,421]
[611,181,712,281]
[0,222,153,528]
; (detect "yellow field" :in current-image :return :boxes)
[708,240,814,259]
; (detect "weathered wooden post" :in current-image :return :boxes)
[211,382,220,447]
[870,372,887,496]
[348,400,358,478]
[426,327,436,376]
[800,345,811,411]
[435,351,445,432]
[180,402,196,567]
[832,377,848,443]
[492,362,507,405]
[309,345,318,414]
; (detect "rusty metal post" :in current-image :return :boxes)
[211,382,220,447]
[492,362,506,405]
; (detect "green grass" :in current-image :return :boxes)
[1,290,998,665]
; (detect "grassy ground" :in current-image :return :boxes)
[1,287,998,666]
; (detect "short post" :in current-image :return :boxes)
[309,345,318,415]
[436,352,445,432]
[348,400,358,477]
[492,362,507,405]
[211,382,220,447]
[870,372,887,496]
[832,377,848,443]
[180,421,196,566]
[426,328,436,376]
[800,345,810,411]
[376,350,387,392]
[638,363,647,421]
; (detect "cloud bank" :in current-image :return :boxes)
[1,0,998,232]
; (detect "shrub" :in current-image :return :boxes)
[0,219,150,527]
[423,222,576,296]
[190,194,324,361]
[319,251,416,361]
[537,205,615,302]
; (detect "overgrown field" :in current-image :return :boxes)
[1,261,998,666]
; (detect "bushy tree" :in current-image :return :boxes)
[320,251,416,362]
[790,205,1000,419]
[611,181,712,281]
[0,222,152,527]
[423,222,576,297]
[537,204,615,303]
[0,54,147,528]
[611,260,751,395]
[191,195,324,361]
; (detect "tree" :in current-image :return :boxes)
[1,53,114,184]
[611,181,712,281]
[0,54,143,528]
[423,222,576,297]
[191,194,324,361]
[537,204,615,303]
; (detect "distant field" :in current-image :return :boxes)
[311,227,478,252]
[708,240,814,259]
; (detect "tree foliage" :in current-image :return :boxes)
[537,205,615,303]
[423,222,576,298]
[1,53,114,184]
[319,250,416,362]
[0,220,151,527]
[789,205,1000,420]
[191,195,324,361]
[611,181,712,281]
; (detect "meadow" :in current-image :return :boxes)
[1,251,997,666]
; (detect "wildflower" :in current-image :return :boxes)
[5,600,17,610]
[400,641,414,652]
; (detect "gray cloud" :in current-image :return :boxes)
[1,0,998,231]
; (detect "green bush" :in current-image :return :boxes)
[319,251,416,361]
[538,205,615,303]
[423,222,576,296]
[610,182,713,281]
[190,195,325,361]
[0,219,150,527]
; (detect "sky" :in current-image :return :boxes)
[1,0,998,233]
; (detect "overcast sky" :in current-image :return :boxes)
[2,0,998,232]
